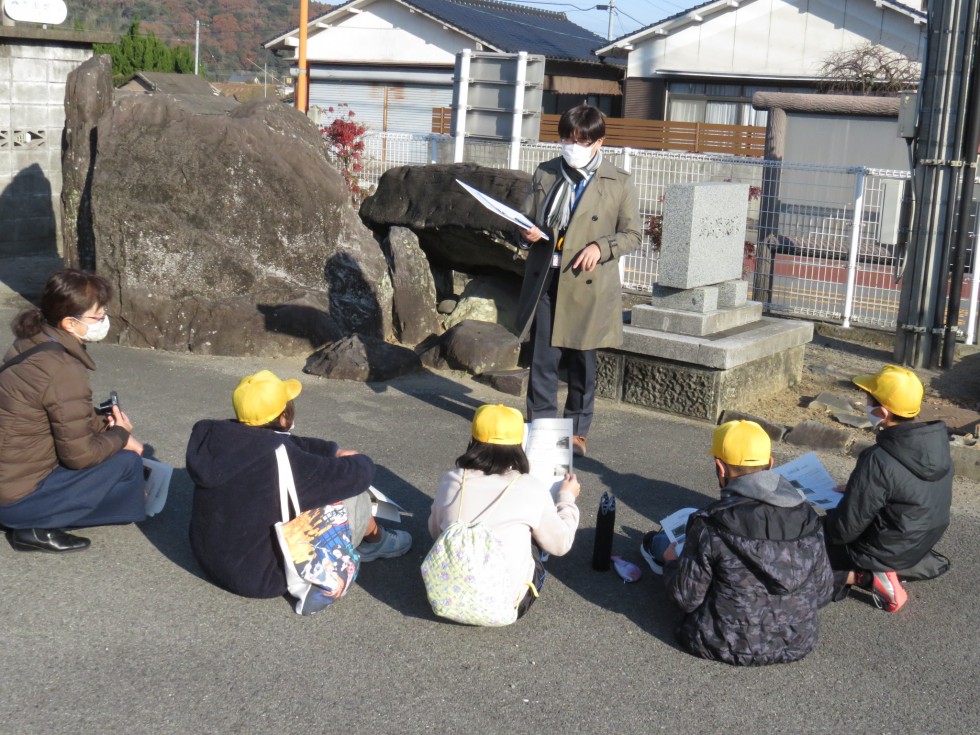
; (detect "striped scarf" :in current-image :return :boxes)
[545,151,603,232]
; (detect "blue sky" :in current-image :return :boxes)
[502,0,690,41]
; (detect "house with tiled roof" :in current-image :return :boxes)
[265,0,624,134]
[594,0,926,125]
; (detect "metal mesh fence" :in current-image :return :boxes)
[351,131,979,344]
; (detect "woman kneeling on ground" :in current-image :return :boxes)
[427,404,580,621]
[0,269,146,553]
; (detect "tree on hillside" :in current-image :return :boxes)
[94,22,195,80]
[819,42,920,95]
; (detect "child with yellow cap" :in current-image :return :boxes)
[824,365,952,612]
[426,404,581,621]
[186,370,411,601]
[640,420,833,666]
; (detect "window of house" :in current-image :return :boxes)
[667,81,771,127]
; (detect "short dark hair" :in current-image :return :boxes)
[456,439,530,476]
[866,394,915,423]
[558,104,606,144]
[11,269,112,339]
[260,399,296,430]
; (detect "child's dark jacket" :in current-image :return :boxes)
[186,419,374,599]
[665,470,833,666]
[825,420,952,572]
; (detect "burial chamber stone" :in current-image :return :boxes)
[359,163,531,277]
[63,56,392,356]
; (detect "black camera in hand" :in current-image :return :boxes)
[95,391,119,416]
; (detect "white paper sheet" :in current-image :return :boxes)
[367,485,410,523]
[659,506,698,555]
[773,452,842,510]
[523,418,573,500]
[456,179,550,240]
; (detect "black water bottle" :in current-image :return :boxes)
[592,491,615,571]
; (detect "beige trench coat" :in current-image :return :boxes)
[515,157,641,350]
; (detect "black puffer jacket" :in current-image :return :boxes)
[825,420,952,572]
[665,471,834,667]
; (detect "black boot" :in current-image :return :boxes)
[7,528,91,553]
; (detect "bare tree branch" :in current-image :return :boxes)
[819,42,920,96]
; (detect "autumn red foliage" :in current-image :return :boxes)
[320,104,369,204]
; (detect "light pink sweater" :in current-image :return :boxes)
[428,468,580,605]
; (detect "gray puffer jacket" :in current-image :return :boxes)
[665,470,834,667]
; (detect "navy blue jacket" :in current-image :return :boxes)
[186,419,374,598]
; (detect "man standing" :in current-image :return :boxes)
[824,365,952,612]
[516,104,641,457]
[641,421,834,666]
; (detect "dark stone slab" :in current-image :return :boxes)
[809,391,858,415]
[480,368,529,396]
[384,226,441,345]
[784,420,851,451]
[422,320,519,375]
[304,335,421,382]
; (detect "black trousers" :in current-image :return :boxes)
[526,269,597,437]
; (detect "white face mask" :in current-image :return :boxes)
[561,142,595,169]
[75,315,110,343]
[866,405,885,428]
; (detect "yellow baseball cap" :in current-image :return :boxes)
[472,404,525,446]
[852,365,923,418]
[712,420,771,467]
[233,370,302,426]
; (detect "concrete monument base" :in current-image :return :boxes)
[596,317,812,421]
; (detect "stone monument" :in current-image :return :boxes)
[596,181,812,421]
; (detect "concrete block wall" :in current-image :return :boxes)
[0,41,93,259]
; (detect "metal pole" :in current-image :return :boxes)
[296,0,309,113]
[966,223,980,344]
[842,168,866,328]
[895,0,969,367]
[194,20,200,76]
[509,52,527,170]
[607,0,615,41]
[941,0,980,366]
[452,50,471,164]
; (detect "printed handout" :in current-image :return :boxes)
[456,179,550,240]
[773,452,842,510]
[523,417,573,500]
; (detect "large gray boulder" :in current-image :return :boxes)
[63,57,392,356]
[360,163,530,276]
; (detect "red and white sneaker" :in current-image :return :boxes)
[870,571,908,613]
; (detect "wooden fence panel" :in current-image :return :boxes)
[434,109,766,157]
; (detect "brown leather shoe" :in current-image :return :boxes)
[572,435,587,457]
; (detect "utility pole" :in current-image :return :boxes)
[194,19,200,76]
[596,1,615,41]
[296,0,309,113]
[895,0,980,368]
